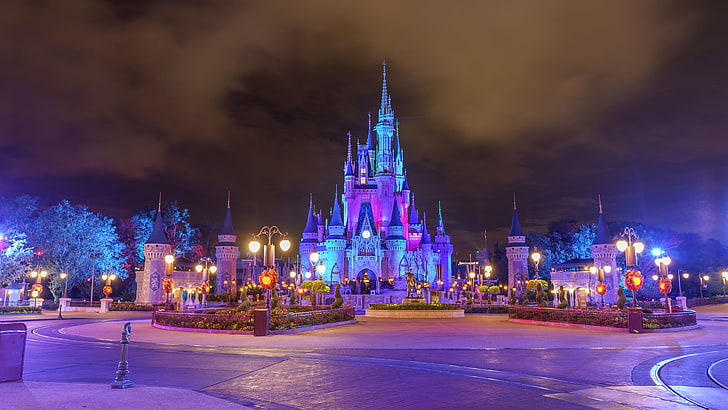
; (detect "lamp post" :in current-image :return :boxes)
[249,226,291,309]
[101,271,117,298]
[588,265,611,306]
[195,257,217,307]
[484,265,493,304]
[699,274,710,298]
[164,254,174,308]
[676,270,688,297]
[58,272,68,319]
[29,269,48,308]
[616,227,644,307]
[531,251,541,280]
[721,271,728,296]
[309,248,320,281]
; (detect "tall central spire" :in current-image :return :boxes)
[379,60,392,122]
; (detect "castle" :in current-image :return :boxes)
[299,63,454,293]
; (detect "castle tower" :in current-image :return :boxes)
[300,196,318,271]
[506,197,529,297]
[385,200,406,281]
[432,202,454,288]
[215,193,239,296]
[325,188,347,282]
[590,196,618,304]
[137,198,172,304]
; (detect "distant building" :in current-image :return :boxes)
[549,200,618,306]
[298,63,454,293]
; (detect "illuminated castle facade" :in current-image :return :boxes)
[299,64,453,293]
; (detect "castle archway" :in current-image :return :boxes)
[356,269,378,294]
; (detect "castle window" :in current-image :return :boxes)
[360,177,366,184]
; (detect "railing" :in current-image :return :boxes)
[508,306,697,330]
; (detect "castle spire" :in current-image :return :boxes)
[409,192,418,224]
[367,112,374,150]
[329,186,344,227]
[220,192,236,237]
[592,195,612,245]
[437,201,446,232]
[146,194,168,245]
[303,194,317,234]
[345,131,355,176]
[508,194,525,237]
[421,212,431,244]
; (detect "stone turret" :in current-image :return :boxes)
[590,196,618,304]
[137,198,172,305]
[215,193,239,295]
[506,197,529,297]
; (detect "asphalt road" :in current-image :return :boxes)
[4,305,728,409]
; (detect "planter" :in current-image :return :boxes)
[365,309,464,318]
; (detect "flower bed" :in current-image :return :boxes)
[152,306,355,333]
[368,303,459,310]
[465,305,510,314]
[109,302,154,311]
[0,306,41,315]
[508,306,696,330]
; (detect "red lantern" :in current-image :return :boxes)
[163,277,174,293]
[624,270,643,291]
[201,281,211,295]
[659,278,672,294]
[596,283,607,295]
[103,285,113,296]
[259,269,278,290]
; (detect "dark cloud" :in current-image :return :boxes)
[0,0,725,254]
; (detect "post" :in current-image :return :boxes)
[111,322,133,389]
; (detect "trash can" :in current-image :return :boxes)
[253,309,270,337]
[0,323,27,382]
[627,307,643,334]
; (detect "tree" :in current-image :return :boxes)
[124,201,201,265]
[27,201,125,300]
[301,280,330,309]
[330,284,343,309]
[0,229,35,286]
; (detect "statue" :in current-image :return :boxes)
[405,271,417,298]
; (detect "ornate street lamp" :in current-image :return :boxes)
[29,269,48,308]
[309,248,320,281]
[484,265,493,304]
[699,274,710,298]
[531,251,541,280]
[589,265,612,307]
[616,227,644,307]
[195,257,217,307]
[58,272,68,319]
[721,271,728,296]
[163,254,175,308]
[249,226,290,309]
[101,271,117,298]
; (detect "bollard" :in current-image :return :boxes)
[111,322,133,389]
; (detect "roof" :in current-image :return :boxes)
[508,209,525,237]
[145,211,169,244]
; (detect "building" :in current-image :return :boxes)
[135,197,238,305]
[298,63,454,293]
[505,198,529,297]
[548,199,619,306]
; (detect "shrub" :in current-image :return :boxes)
[237,288,251,312]
[617,288,627,310]
[557,286,568,309]
[109,302,153,311]
[330,284,343,309]
[536,283,547,307]
[0,306,41,315]
[271,289,280,310]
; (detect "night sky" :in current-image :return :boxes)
[1,1,726,257]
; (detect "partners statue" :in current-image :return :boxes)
[405,271,417,298]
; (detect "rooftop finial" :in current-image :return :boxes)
[598,194,603,214]
[227,190,231,209]
[513,192,517,210]
[158,192,162,212]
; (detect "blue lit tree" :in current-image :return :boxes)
[124,201,200,265]
[27,201,125,300]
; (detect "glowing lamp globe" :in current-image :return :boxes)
[316,263,326,274]
[164,254,174,264]
[195,265,203,273]
[651,248,662,257]
[589,267,597,274]
[603,266,612,273]
[616,240,628,252]
[279,239,291,252]
[633,242,645,254]
[249,241,261,253]
[309,251,320,265]
[209,266,217,273]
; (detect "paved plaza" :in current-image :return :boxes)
[1,304,727,409]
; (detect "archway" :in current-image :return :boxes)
[356,269,378,294]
